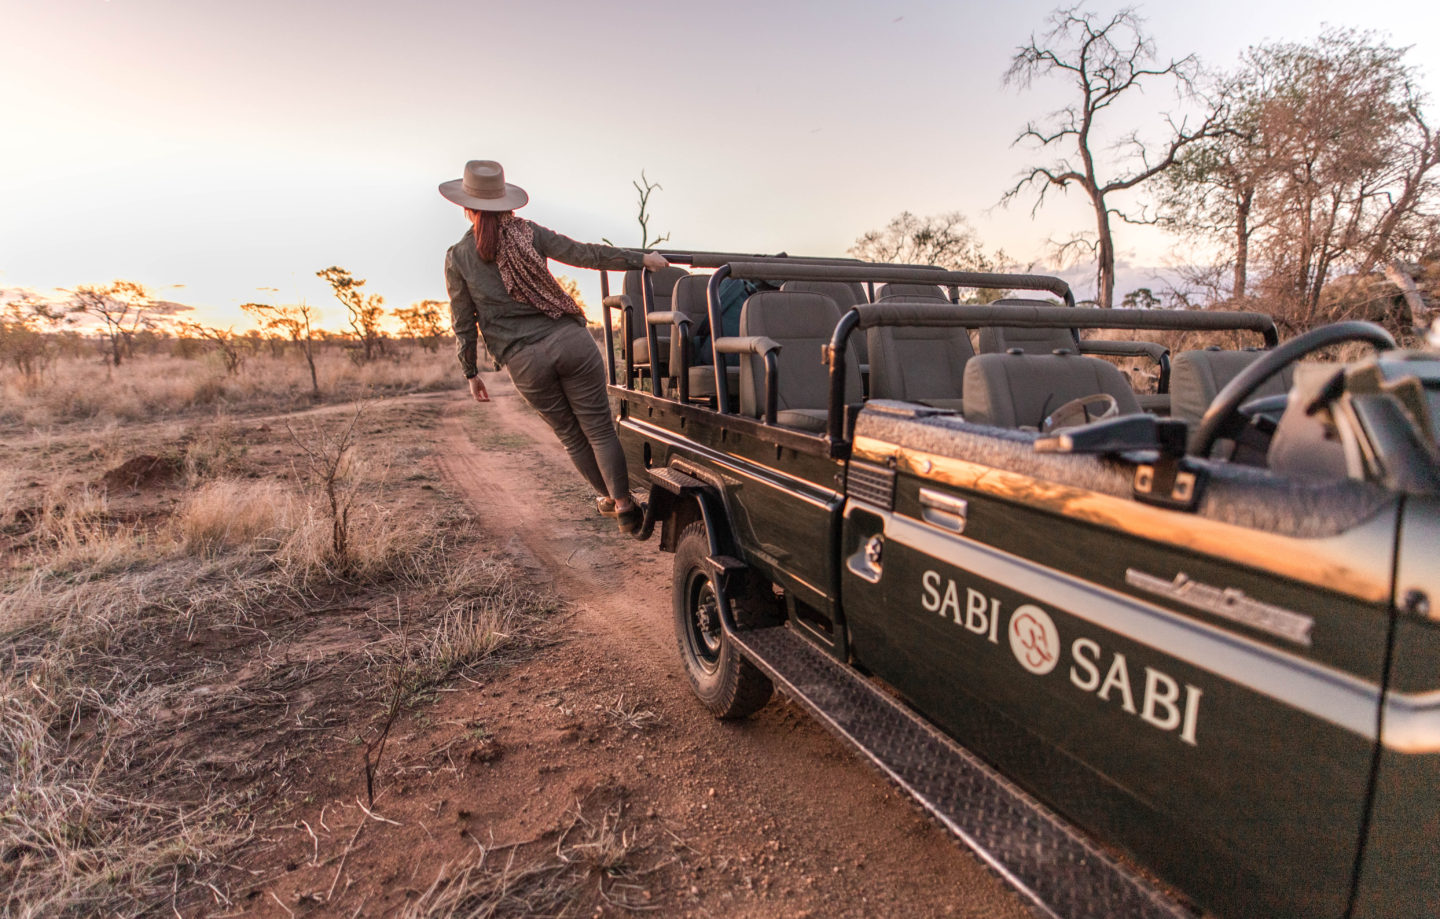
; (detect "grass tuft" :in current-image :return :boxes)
[402,790,661,919]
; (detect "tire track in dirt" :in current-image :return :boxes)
[434,376,678,669]
[434,376,1033,919]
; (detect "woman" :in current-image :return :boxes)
[440,159,667,534]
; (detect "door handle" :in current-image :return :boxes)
[919,488,967,533]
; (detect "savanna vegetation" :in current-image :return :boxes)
[0,282,565,915]
[846,8,1438,338]
[2,7,1438,917]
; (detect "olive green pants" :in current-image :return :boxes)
[504,322,630,503]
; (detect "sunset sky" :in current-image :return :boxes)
[3,0,1438,331]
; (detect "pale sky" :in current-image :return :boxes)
[3,0,1438,329]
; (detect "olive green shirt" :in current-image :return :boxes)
[446,222,645,375]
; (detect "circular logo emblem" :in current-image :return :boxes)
[1008,605,1060,675]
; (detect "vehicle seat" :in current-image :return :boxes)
[867,324,975,412]
[737,290,862,432]
[781,280,870,368]
[976,298,1079,354]
[875,282,949,302]
[625,265,691,375]
[962,352,1141,430]
[670,274,739,402]
[1170,349,1295,426]
[1266,364,1350,481]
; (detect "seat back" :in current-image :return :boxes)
[868,325,975,406]
[1170,349,1295,426]
[624,266,691,369]
[668,274,714,372]
[737,291,862,426]
[976,298,1079,354]
[875,282,949,302]
[963,352,1140,429]
[781,281,870,364]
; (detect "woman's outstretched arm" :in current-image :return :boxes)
[530,223,666,272]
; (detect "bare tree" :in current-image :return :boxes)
[603,169,670,249]
[1003,6,1219,308]
[68,280,158,368]
[317,267,386,362]
[176,321,246,375]
[242,301,321,396]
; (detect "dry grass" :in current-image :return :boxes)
[402,790,662,919]
[0,347,457,428]
[177,478,295,553]
[0,666,249,919]
[0,401,561,918]
[604,695,662,733]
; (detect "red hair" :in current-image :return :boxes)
[466,208,511,262]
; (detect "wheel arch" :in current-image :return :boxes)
[649,462,737,557]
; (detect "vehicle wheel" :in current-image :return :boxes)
[673,521,775,719]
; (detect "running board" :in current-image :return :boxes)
[727,625,1193,919]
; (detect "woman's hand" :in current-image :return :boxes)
[642,251,669,272]
[468,376,490,403]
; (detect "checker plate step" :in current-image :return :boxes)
[727,624,1193,919]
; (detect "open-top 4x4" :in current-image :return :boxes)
[598,253,1439,919]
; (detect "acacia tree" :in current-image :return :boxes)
[69,280,158,368]
[1003,6,1219,308]
[0,294,63,380]
[850,211,1011,301]
[176,321,245,375]
[1150,83,1272,303]
[317,267,385,362]
[1158,30,1440,323]
[393,300,447,353]
[241,301,321,396]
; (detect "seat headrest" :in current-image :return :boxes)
[875,282,948,302]
[976,299,1078,354]
[671,274,711,319]
[962,352,1140,429]
[623,266,691,305]
[780,280,868,308]
[1170,349,1294,425]
[742,290,842,339]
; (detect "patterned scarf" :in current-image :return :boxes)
[495,214,585,319]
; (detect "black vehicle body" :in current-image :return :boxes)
[600,253,1440,919]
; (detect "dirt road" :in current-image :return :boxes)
[248,380,1031,918]
[427,378,1031,918]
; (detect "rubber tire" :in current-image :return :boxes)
[672,521,775,719]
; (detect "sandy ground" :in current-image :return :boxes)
[177,377,1033,918]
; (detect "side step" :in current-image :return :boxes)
[727,625,1193,919]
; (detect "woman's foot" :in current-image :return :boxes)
[615,499,643,535]
[596,496,618,517]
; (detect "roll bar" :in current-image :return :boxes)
[822,303,1280,445]
[695,262,1077,411]
[601,251,1078,395]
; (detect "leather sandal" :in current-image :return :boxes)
[596,496,618,517]
[616,503,643,535]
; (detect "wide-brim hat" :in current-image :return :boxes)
[438,159,529,211]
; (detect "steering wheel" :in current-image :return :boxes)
[1189,320,1396,458]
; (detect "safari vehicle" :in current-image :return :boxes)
[598,254,1440,919]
